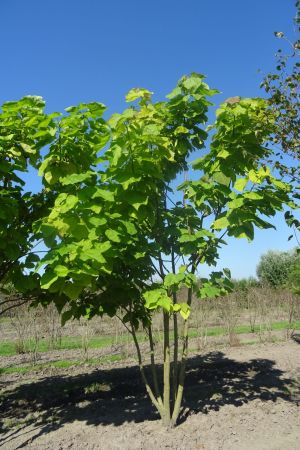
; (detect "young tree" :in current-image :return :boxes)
[19,73,292,427]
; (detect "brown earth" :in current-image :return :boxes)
[1,340,300,450]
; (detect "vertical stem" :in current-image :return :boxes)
[158,254,165,279]
[163,311,171,425]
[130,320,163,416]
[173,303,178,405]
[172,315,189,424]
[171,249,178,405]
[183,169,188,207]
[148,325,163,408]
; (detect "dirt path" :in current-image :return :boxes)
[1,341,300,449]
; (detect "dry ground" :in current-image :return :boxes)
[1,340,300,450]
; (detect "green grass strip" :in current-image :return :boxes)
[1,320,299,357]
[0,335,125,357]
[188,320,300,339]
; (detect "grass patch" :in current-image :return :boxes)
[0,335,123,357]
[0,341,16,356]
[0,354,125,375]
[189,320,300,339]
[0,316,10,324]
[0,361,78,375]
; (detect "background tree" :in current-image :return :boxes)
[256,248,299,288]
[261,1,300,241]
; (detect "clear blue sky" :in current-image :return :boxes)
[0,0,297,278]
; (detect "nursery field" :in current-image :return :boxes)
[1,288,300,449]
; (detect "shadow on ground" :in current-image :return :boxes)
[292,333,300,344]
[0,351,298,448]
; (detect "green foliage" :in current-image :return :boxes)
[287,259,300,295]
[256,249,299,288]
[0,96,56,293]
[198,270,233,298]
[143,286,191,319]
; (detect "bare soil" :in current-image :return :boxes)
[1,340,300,450]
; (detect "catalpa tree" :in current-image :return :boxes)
[7,73,293,427]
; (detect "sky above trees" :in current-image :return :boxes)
[0,0,297,278]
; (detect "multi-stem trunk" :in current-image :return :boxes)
[128,284,194,428]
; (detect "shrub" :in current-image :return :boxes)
[256,249,298,288]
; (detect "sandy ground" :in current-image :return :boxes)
[0,340,300,450]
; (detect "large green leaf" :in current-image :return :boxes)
[179,303,190,320]
[63,283,83,300]
[164,272,185,288]
[125,88,153,102]
[213,216,230,229]
[91,188,115,202]
[234,178,248,191]
[54,265,69,277]
[60,172,94,185]
[41,271,59,289]
[105,229,121,243]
